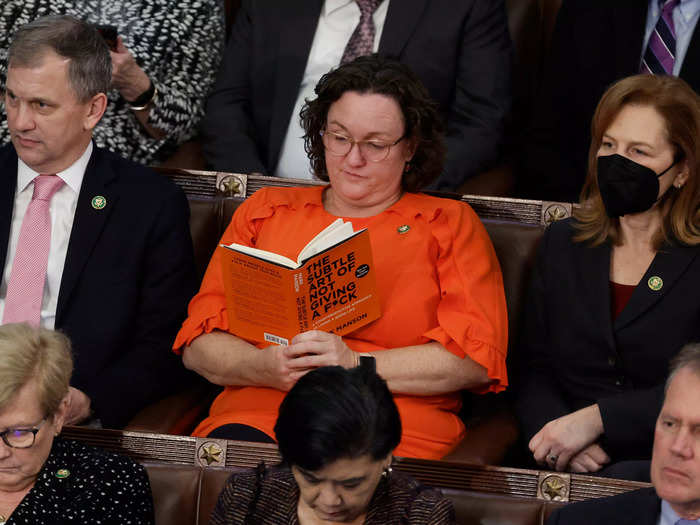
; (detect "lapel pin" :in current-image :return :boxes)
[397,225,410,234]
[648,276,663,291]
[55,468,70,479]
[91,195,107,210]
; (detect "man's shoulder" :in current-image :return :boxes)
[90,147,185,200]
[549,487,658,524]
[0,142,17,167]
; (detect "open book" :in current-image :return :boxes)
[219,219,381,345]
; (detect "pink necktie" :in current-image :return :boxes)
[3,175,65,326]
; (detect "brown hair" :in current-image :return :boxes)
[300,54,446,192]
[573,74,700,248]
[0,324,73,418]
[9,15,111,102]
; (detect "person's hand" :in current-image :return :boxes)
[260,343,313,392]
[568,443,611,473]
[110,37,151,102]
[286,330,357,370]
[64,387,92,425]
[529,404,604,471]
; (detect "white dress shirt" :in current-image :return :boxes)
[0,141,92,329]
[274,0,389,180]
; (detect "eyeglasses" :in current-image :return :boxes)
[0,418,47,449]
[320,130,405,162]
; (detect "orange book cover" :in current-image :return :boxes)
[220,225,381,345]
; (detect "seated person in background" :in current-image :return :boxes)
[0,323,154,524]
[202,0,512,190]
[519,0,700,202]
[0,15,197,428]
[547,343,700,525]
[0,0,225,165]
[515,74,700,478]
[176,55,508,460]
[211,362,456,524]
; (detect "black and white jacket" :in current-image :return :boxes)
[0,0,225,165]
[7,438,154,524]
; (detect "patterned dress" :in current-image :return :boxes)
[0,0,225,165]
[210,465,456,525]
[5,438,154,524]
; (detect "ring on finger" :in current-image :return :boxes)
[547,454,558,464]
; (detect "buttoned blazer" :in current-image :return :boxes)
[520,0,700,201]
[514,218,700,462]
[201,0,512,190]
[546,487,660,525]
[0,144,197,428]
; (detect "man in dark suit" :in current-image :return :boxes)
[547,343,700,524]
[519,0,700,202]
[202,0,512,191]
[0,15,196,428]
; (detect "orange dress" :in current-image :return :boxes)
[173,186,508,459]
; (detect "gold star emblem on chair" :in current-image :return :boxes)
[542,475,567,500]
[199,443,223,466]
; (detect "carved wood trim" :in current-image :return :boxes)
[61,427,648,503]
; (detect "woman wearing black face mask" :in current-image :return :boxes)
[515,74,700,480]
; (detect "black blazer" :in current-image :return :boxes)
[514,219,700,461]
[0,144,197,428]
[519,0,700,201]
[201,0,512,190]
[547,487,660,525]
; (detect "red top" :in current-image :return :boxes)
[610,281,636,320]
[173,186,508,459]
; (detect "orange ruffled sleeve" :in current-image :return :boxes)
[420,200,508,393]
[173,189,281,352]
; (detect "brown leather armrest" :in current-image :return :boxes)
[457,163,515,197]
[443,405,519,465]
[125,382,217,435]
[159,139,205,170]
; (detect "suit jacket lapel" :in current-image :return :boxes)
[0,147,18,273]
[268,0,324,169]
[378,0,427,58]
[618,487,661,525]
[56,147,119,324]
[615,242,700,331]
[680,22,700,91]
[578,240,617,351]
[611,3,649,75]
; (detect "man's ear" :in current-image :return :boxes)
[83,92,108,131]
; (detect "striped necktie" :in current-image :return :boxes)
[641,0,681,75]
[340,0,383,65]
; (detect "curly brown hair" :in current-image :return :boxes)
[300,54,446,192]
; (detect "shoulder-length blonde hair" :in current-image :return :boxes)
[574,74,700,248]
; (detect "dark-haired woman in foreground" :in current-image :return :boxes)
[210,363,455,524]
[175,55,507,459]
[515,74,700,477]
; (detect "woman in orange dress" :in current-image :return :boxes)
[173,55,508,460]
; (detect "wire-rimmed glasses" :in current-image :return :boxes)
[321,130,405,162]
